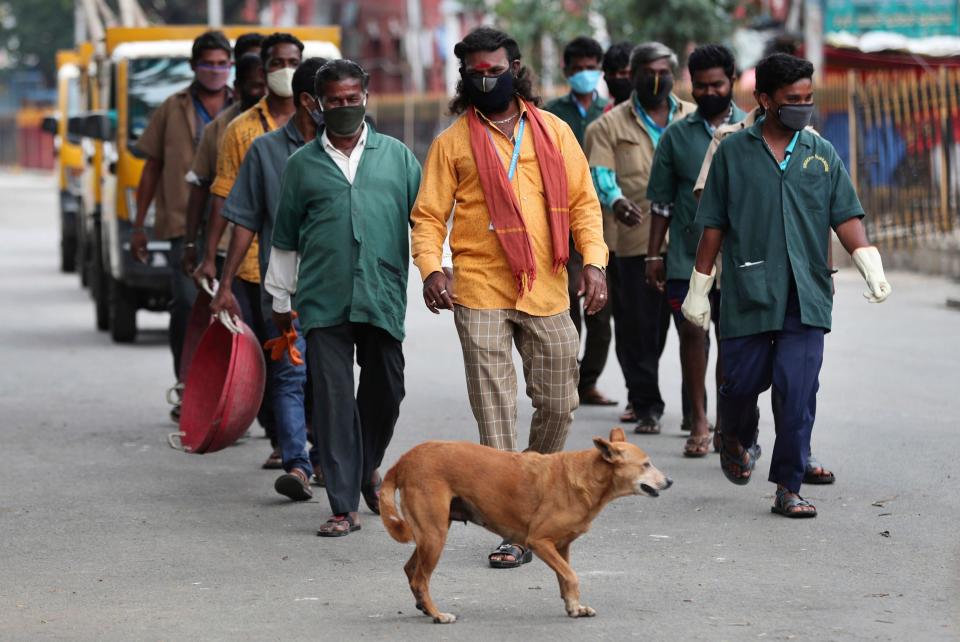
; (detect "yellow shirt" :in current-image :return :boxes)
[211,97,278,283]
[411,101,608,316]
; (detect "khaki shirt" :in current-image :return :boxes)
[136,83,231,240]
[584,96,695,257]
[694,107,761,196]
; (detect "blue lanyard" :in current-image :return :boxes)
[487,116,525,180]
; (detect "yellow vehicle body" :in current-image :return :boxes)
[55,50,85,191]
[87,25,341,342]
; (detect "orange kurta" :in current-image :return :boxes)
[411,101,608,317]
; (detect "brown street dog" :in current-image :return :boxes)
[379,427,672,623]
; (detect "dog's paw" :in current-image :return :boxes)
[433,612,457,624]
[566,604,597,618]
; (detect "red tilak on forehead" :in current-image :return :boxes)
[472,62,492,70]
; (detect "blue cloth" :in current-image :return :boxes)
[632,94,679,149]
[264,315,316,476]
[590,166,623,209]
[718,285,824,493]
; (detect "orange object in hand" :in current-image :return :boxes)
[263,312,304,366]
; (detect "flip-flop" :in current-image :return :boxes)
[803,455,836,484]
[488,542,533,569]
[683,434,712,457]
[719,436,755,485]
[580,388,618,406]
[317,514,361,537]
[633,416,661,435]
[771,489,817,518]
[619,404,637,423]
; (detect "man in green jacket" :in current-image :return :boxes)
[646,44,746,457]
[685,53,891,518]
[265,60,422,537]
[544,36,616,406]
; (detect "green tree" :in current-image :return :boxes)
[0,0,76,82]
[596,0,740,61]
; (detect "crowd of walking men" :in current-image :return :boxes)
[132,25,892,559]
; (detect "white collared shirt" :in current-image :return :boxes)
[320,122,367,184]
[266,123,370,313]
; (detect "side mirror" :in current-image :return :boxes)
[41,116,59,135]
[66,116,86,145]
[83,112,115,142]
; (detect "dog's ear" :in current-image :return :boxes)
[609,427,626,442]
[593,437,622,463]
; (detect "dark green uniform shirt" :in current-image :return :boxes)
[695,120,864,340]
[646,105,747,281]
[271,127,422,341]
[544,92,609,147]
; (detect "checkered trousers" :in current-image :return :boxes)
[453,306,580,453]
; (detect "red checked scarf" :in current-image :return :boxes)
[467,100,570,295]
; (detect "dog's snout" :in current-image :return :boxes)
[662,477,673,489]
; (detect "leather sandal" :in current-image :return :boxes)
[361,469,382,515]
[488,541,533,569]
[317,513,361,537]
[803,455,836,484]
[274,468,313,501]
[771,488,817,518]
[580,387,618,406]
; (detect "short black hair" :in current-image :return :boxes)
[234,33,264,59]
[260,32,304,66]
[314,59,369,98]
[192,30,231,62]
[236,53,263,83]
[603,41,634,73]
[562,36,604,68]
[755,53,814,96]
[687,44,736,79]
[449,27,540,114]
[293,57,327,100]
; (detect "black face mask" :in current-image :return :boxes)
[634,71,673,108]
[695,92,733,118]
[462,70,515,114]
[605,76,633,104]
[776,102,815,131]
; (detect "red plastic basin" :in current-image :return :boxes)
[179,287,214,383]
[179,318,266,454]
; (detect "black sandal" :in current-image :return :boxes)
[719,434,756,486]
[803,455,836,484]
[361,470,382,515]
[488,541,533,569]
[771,488,817,518]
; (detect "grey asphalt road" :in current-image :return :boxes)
[1,170,958,641]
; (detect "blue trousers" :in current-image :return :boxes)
[262,315,315,477]
[718,294,824,493]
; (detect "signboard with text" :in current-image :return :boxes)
[825,0,960,38]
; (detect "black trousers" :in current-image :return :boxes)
[566,240,613,392]
[611,254,674,418]
[306,323,405,515]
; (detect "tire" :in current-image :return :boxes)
[109,276,138,343]
[91,227,110,331]
[60,233,77,273]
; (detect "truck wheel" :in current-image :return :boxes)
[61,233,77,273]
[92,230,109,331]
[109,277,138,343]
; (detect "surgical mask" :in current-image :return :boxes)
[322,102,366,137]
[777,102,815,131]
[267,67,295,98]
[605,76,633,104]
[634,71,673,108]
[308,108,324,129]
[568,69,601,95]
[695,92,733,119]
[195,64,230,92]
[462,70,515,114]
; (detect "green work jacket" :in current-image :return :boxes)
[544,92,609,147]
[646,104,747,281]
[271,127,423,341]
[695,120,864,339]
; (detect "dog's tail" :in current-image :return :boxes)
[379,464,413,543]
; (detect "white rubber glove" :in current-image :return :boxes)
[851,246,891,303]
[681,268,716,331]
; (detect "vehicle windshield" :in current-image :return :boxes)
[127,57,195,146]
